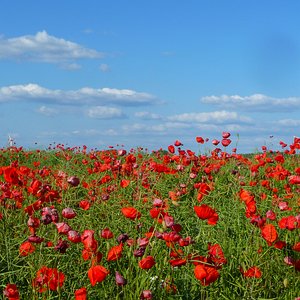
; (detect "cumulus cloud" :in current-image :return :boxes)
[99,63,110,72]
[277,119,300,127]
[0,83,157,106]
[201,94,300,112]
[86,106,124,119]
[134,111,162,120]
[60,63,82,71]
[0,31,104,63]
[167,110,252,124]
[37,106,58,116]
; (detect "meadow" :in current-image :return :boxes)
[0,133,299,300]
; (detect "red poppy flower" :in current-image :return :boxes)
[196,136,205,144]
[121,207,141,220]
[120,179,130,188]
[293,242,300,252]
[139,256,156,269]
[194,205,219,225]
[55,222,72,235]
[81,230,98,253]
[88,265,109,286]
[101,227,114,239]
[240,266,262,278]
[208,243,227,266]
[74,287,87,300]
[194,264,219,286]
[3,283,20,300]
[221,139,231,147]
[3,166,20,185]
[278,216,298,230]
[62,207,77,219]
[222,132,231,138]
[19,241,36,257]
[33,266,65,292]
[67,230,81,243]
[266,210,276,220]
[169,258,187,267]
[107,243,123,261]
[261,224,278,245]
[174,140,183,146]
[288,175,300,184]
[168,145,175,153]
[79,200,90,210]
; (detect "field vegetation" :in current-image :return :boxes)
[1,133,300,299]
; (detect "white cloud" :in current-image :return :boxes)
[0,83,157,106]
[167,111,252,124]
[201,94,300,112]
[60,63,82,71]
[277,119,300,127]
[122,122,190,134]
[134,111,162,120]
[99,63,110,72]
[86,106,124,119]
[0,31,104,63]
[37,106,58,116]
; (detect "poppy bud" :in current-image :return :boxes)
[140,290,153,299]
[115,271,127,286]
[28,235,44,243]
[117,233,129,244]
[67,176,80,187]
[134,247,146,257]
[212,139,220,146]
[221,139,231,147]
[62,207,76,219]
[55,238,69,253]
[222,132,231,138]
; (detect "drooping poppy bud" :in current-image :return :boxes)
[67,176,80,187]
[115,271,127,286]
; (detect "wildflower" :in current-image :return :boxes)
[101,227,114,239]
[194,205,219,225]
[74,287,87,300]
[139,256,156,270]
[33,266,65,292]
[19,241,35,256]
[3,283,20,300]
[240,266,262,278]
[261,224,278,246]
[88,265,109,286]
[107,243,123,261]
[194,264,219,285]
[121,207,141,220]
[67,230,81,243]
[55,222,72,235]
[62,207,77,219]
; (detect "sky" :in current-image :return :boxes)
[1,0,300,153]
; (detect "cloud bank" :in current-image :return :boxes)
[201,94,300,111]
[0,83,157,106]
[0,31,103,63]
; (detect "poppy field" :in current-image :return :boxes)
[1,133,300,299]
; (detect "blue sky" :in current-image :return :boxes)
[1,0,300,152]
